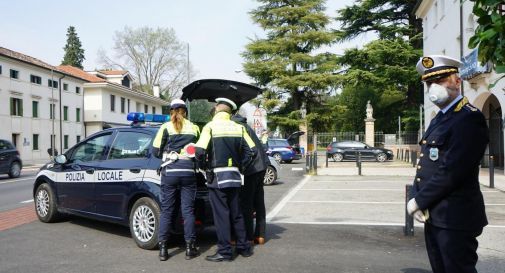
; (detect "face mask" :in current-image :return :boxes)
[428,83,450,105]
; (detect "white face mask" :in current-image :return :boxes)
[428,83,450,105]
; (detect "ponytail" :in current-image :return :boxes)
[170,108,187,133]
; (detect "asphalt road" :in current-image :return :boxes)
[0,169,39,212]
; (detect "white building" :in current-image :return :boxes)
[415,0,505,169]
[58,66,168,136]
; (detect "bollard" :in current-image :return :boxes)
[411,151,417,167]
[404,184,414,236]
[401,149,404,161]
[357,152,362,176]
[313,151,318,174]
[406,150,410,163]
[325,152,328,168]
[490,155,494,188]
[305,153,311,173]
[396,149,400,159]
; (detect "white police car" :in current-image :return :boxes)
[32,113,212,250]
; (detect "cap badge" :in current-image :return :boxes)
[422,57,434,69]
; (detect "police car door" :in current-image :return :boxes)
[57,132,113,212]
[94,130,153,219]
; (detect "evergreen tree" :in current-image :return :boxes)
[242,0,340,133]
[61,26,85,69]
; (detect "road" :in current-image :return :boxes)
[1,160,504,272]
[0,168,39,212]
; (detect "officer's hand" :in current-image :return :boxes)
[407,198,419,215]
[156,167,162,176]
[413,210,426,223]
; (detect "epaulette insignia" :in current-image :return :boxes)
[454,97,469,112]
[464,104,478,112]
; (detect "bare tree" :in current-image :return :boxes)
[98,26,197,101]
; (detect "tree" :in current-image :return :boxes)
[334,0,423,132]
[61,26,85,69]
[469,0,505,86]
[99,26,195,101]
[242,0,340,133]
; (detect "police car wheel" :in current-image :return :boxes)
[129,197,160,250]
[8,162,21,178]
[263,166,277,186]
[35,183,60,223]
[376,153,387,162]
[332,153,343,162]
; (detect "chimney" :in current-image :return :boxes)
[153,85,160,97]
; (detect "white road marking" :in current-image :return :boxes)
[311,180,409,183]
[299,188,403,191]
[269,220,425,227]
[291,167,304,171]
[266,175,310,222]
[288,201,403,204]
[20,199,34,204]
[0,177,34,185]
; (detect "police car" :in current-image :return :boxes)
[33,112,279,249]
[32,113,212,250]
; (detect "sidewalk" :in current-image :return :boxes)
[316,159,505,192]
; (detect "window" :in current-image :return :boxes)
[10,98,23,116]
[48,79,58,88]
[152,106,156,114]
[108,131,153,160]
[64,135,69,149]
[76,108,81,122]
[63,83,68,91]
[127,99,130,113]
[30,75,42,84]
[76,86,81,94]
[63,106,68,121]
[110,95,116,112]
[70,133,112,162]
[32,101,39,118]
[121,97,126,113]
[50,103,56,119]
[144,104,148,113]
[76,135,81,143]
[33,134,39,150]
[10,69,19,79]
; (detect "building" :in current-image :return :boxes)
[415,0,505,169]
[0,47,87,165]
[0,46,169,165]
[58,66,168,136]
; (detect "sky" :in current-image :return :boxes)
[0,0,375,85]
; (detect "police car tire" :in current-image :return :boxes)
[35,183,60,223]
[263,166,277,186]
[129,197,160,250]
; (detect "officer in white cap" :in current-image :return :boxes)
[195,97,256,262]
[408,55,489,273]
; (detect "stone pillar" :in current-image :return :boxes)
[365,118,375,147]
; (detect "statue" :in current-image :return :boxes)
[366,100,373,119]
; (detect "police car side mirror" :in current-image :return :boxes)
[55,154,67,164]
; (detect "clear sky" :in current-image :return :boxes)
[0,0,372,84]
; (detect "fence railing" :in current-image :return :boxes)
[307,131,420,149]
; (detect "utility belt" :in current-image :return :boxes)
[161,151,193,168]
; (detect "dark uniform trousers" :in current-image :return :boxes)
[240,170,266,241]
[208,187,249,258]
[158,175,197,242]
[425,224,482,273]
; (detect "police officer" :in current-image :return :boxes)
[231,113,269,245]
[152,99,201,261]
[407,55,489,273]
[195,97,256,262]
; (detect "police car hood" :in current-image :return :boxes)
[181,79,262,107]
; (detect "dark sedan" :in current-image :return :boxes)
[326,141,394,162]
[0,139,22,178]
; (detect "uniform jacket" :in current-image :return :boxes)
[195,112,256,188]
[231,114,269,176]
[152,118,200,177]
[412,97,489,231]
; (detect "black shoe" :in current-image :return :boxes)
[159,241,169,261]
[205,252,232,262]
[237,247,254,258]
[185,240,200,260]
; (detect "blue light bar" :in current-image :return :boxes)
[127,112,170,123]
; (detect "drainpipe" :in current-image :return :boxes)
[58,74,66,153]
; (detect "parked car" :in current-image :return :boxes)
[266,138,301,163]
[326,141,394,162]
[264,156,281,185]
[0,139,22,178]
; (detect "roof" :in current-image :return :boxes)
[0,46,56,71]
[57,65,105,83]
[97,70,128,76]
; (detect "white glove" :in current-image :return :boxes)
[407,198,419,215]
[413,210,426,223]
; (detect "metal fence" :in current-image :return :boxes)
[307,131,420,149]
